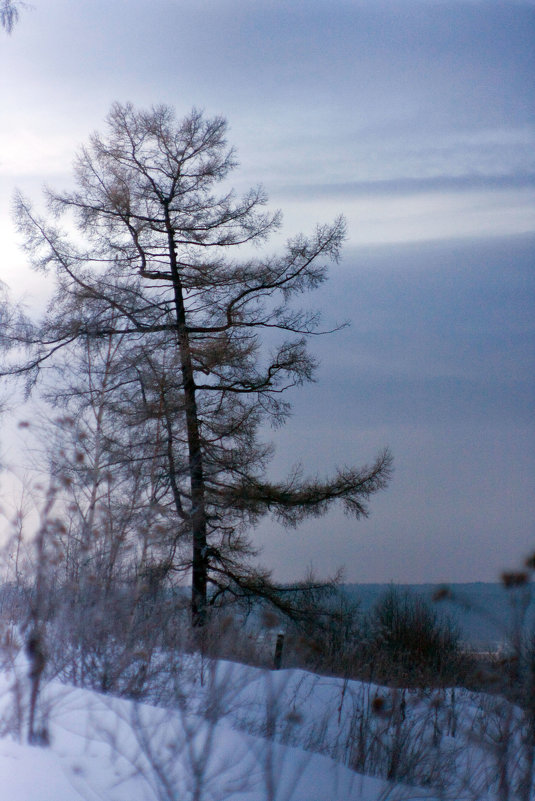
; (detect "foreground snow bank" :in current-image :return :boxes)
[0,661,405,801]
[1,649,528,800]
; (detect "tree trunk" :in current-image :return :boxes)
[165,211,208,625]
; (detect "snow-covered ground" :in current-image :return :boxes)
[0,684,383,801]
[0,664,401,800]
[0,648,529,800]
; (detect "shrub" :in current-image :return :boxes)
[365,586,463,685]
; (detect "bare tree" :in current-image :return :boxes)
[5,103,392,624]
[0,0,22,33]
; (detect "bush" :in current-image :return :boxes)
[365,586,463,685]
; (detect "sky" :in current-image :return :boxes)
[0,0,534,584]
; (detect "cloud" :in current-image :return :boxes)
[278,173,535,200]
[252,232,535,582]
[306,233,535,423]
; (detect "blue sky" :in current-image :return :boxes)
[0,0,534,582]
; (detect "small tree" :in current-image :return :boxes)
[5,103,391,624]
[0,0,21,33]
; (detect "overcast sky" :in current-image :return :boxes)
[0,0,534,583]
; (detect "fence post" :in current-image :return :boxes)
[274,632,284,670]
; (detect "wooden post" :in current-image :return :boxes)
[274,632,284,670]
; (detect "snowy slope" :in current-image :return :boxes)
[0,652,526,800]
[0,673,404,801]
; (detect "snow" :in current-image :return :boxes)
[0,649,526,800]
[0,657,407,801]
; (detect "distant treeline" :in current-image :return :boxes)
[340,583,534,650]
